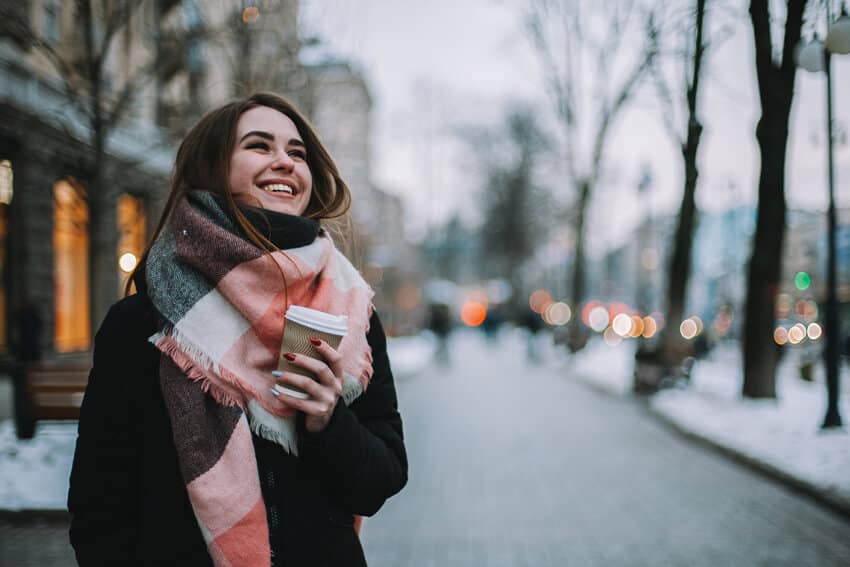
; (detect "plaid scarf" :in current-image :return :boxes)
[145,192,374,566]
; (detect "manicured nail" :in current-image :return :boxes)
[283,353,296,361]
[272,370,283,377]
[269,387,280,397]
[309,338,321,346]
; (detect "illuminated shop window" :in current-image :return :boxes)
[54,178,90,352]
[117,194,146,294]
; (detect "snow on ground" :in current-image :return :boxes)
[0,420,77,511]
[570,337,850,512]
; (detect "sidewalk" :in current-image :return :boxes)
[567,338,850,517]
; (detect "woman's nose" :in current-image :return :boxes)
[271,150,295,171]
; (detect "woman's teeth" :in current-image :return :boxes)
[263,184,294,194]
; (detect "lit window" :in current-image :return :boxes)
[0,160,12,205]
[117,194,146,294]
[54,178,90,352]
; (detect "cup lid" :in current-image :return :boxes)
[285,305,348,335]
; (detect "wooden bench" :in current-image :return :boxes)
[12,363,90,439]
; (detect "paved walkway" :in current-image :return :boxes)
[360,330,850,566]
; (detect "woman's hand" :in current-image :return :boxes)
[270,338,344,433]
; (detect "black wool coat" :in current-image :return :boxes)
[68,293,407,566]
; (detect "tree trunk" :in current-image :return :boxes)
[743,117,788,398]
[570,179,591,308]
[743,0,806,398]
[566,178,591,352]
[663,121,702,365]
[660,0,706,367]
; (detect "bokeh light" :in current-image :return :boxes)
[629,315,644,338]
[775,293,792,319]
[581,300,601,326]
[529,289,553,313]
[118,252,137,273]
[807,322,823,340]
[680,318,698,340]
[774,326,788,345]
[612,313,633,337]
[544,302,571,326]
[794,271,811,291]
[603,327,622,346]
[788,323,806,344]
[242,6,260,23]
[690,315,704,335]
[650,311,666,331]
[460,301,487,327]
[588,305,610,332]
[642,316,657,338]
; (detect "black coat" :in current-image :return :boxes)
[68,293,407,566]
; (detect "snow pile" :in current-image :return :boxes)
[0,420,77,511]
[572,338,850,511]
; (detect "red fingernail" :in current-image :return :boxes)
[309,338,321,346]
[283,353,296,361]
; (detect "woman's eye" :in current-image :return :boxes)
[247,141,270,150]
[288,150,307,160]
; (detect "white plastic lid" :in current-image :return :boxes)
[285,305,348,335]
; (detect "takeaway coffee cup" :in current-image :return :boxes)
[275,305,348,399]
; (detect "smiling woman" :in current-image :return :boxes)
[68,93,407,567]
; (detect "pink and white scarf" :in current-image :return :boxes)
[145,192,374,566]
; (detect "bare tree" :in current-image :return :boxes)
[525,0,659,350]
[472,106,550,311]
[743,0,808,398]
[0,0,179,333]
[645,0,711,369]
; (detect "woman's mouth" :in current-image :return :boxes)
[261,183,294,195]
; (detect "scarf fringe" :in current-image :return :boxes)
[151,331,246,409]
[246,400,299,456]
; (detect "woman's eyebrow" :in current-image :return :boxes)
[240,130,273,143]
[239,131,305,148]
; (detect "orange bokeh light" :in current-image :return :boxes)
[461,301,487,327]
[529,289,553,313]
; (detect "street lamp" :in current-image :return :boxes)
[797,2,850,429]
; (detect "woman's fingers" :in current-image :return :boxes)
[308,338,345,381]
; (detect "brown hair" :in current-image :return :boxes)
[127,93,352,295]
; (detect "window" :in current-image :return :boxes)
[117,194,146,295]
[53,178,90,352]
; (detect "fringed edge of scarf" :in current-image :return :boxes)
[150,329,247,410]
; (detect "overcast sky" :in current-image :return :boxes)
[301,0,850,249]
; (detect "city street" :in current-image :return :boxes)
[2,329,850,566]
[360,330,850,566]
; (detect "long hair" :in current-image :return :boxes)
[127,93,352,295]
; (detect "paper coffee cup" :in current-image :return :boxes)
[275,306,348,399]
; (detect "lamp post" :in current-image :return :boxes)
[797,1,850,429]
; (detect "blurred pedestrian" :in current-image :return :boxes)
[517,306,544,363]
[427,302,452,362]
[68,93,408,566]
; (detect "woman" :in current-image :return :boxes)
[68,93,408,566]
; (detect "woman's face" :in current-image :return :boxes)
[228,106,313,216]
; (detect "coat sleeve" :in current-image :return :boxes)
[299,311,408,516]
[68,297,147,564]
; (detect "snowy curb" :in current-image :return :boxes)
[648,393,850,518]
